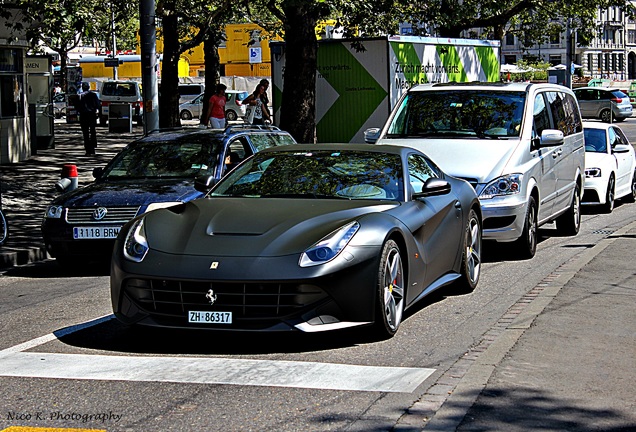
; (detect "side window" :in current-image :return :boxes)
[546,91,567,135]
[408,154,439,194]
[608,127,618,148]
[613,126,628,146]
[250,133,277,151]
[563,93,582,133]
[533,93,551,138]
[546,91,582,136]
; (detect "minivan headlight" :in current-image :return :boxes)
[480,174,522,199]
[123,218,149,262]
[299,221,359,267]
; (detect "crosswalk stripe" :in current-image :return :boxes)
[0,316,435,393]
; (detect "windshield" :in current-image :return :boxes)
[388,90,526,139]
[102,137,223,179]
[210,150,404,200]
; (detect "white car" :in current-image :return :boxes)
[179,90,248,122]
[582,121,636,212]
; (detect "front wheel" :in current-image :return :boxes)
[180,110,192,120]
[626,170,636,203]
[556,185,581,236]
[513,196,538,259]
[373,239,405,339]
[602,175,615,213]
[0,209,7,246]
[451,209,482,293]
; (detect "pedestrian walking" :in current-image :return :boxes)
[205,83,227,129]
[244,83,271,125]
[78,82,100,155]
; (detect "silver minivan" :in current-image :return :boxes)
[366,82,585,258]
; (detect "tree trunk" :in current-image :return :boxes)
[159,7,182,129]
[279,5,318,143]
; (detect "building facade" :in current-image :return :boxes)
[501,4,636,82]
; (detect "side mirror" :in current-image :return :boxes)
[92,167,103,179]
[532,128,564,150]
[194,175,218,192]
[364,128,380,144]
[612,144,631,154]
[412,178,451,199]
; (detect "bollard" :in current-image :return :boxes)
[56,164,78,193]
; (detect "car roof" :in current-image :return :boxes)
[406,81,572,94]
[257,142,425,157]
[582,121,614,131]
[138,125,293,143]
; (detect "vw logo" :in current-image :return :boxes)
[92,207,108,221]
[205,289,218,306]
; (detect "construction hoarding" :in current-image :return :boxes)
[271,36,500,143]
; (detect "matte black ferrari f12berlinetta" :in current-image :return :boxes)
[111,143,482,339]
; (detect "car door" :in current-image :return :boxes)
[532,91,558,219]
[404,153,463,299]
[609,126,633,195]
[575,88,594,118]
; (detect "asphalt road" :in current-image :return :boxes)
[0,117,635,431]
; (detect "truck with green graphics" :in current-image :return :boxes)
[271,36,500,143]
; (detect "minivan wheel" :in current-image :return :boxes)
[513,196,537,259]
[600,108,612,123]
[556,185,581,236]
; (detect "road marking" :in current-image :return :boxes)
[0,316,434,393]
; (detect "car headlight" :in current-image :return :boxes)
[299,221,360,267]
[123,218,149,262]
[480,174,522,199]
[44,205,64,219]
[585,167,602,178]
[145,202,181,213]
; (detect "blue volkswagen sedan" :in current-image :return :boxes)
[42,125,296,267]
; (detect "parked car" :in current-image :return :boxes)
[110,143,482,339]
[42,125,297,267]
[573,87,633,122]
[52,92,67,118]
[365,82,585,258]
[179,90,249,122]
[99,80,144,125]
[177,83,205,105]
[582,121,636,212]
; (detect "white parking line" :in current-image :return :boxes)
[0,317,435,393]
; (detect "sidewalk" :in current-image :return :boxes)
[419,221,636,431]
[0,121,143,268]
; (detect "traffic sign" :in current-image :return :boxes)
[104,57,121,67]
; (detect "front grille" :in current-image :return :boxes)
[124,278,328,320]
[66,206,140,224]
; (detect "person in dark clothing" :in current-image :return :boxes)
[78,82,100,155]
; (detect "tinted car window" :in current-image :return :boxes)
[533,93,551,137]
[408,154,439,193]
[546,91,582,136]
[102,82,138,97]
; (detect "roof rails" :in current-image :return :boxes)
[223,124,282,133]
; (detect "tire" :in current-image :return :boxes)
[180,110,192,120]
[625,169,636,203]
[226,110,237,121]
[556,185,581,236]
[451,209,482,293]
[99,115,108,126]
[513,196,538,259]
[373,239,405,339]
[602,175,615,213]
[600,108,612,123]
[0,209,8,246]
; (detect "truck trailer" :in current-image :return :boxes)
[271,35,501,143]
